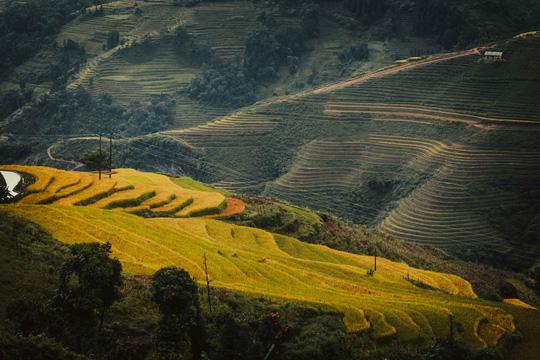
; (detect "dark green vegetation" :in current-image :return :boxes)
[0,0,107,78]
[2,211,535,359]
[338,0,540,48]
[3,89,175,137]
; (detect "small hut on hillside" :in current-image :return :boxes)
[483,51,504,62]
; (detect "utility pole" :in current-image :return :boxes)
[108,133,112,179]
[98,134,102,180]
[203,254,212,312]
[374,246,377,272]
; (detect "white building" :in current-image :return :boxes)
[484,51,503,62]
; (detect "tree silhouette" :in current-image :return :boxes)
[151,266,204,360]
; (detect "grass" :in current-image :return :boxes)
[0,200,517,351]
[172,176,229,195]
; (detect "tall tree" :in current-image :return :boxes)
[47,242,122,350]
[151,266,204,360]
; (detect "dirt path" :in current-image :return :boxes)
[46,136,103,170]
[324,102,540,128]
[166,47,482,135]
[47,143,84,170]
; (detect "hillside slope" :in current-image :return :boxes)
[0,165,521,351]
[0,165,240,218]
[160,32,540,267]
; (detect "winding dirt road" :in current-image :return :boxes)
[164,47,484,135]
[46,136,103,170]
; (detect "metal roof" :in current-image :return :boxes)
[485,51,503,56]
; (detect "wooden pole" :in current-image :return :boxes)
[374,247,377,272]
[203,254,212,312]
[98,134,102,180]
[108,133,112,179]
[263,344,276,360]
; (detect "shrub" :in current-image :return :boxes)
[338,43,369,63]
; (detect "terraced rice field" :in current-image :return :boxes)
[265,133,540,253]
[57,1,259,126]
[58,9,138,56]
[87,37,195,102]
[0,165,229,218]
[165,34,540,259]
[319,35,540,124]
[166,112,280,147]
[183,1,259,59]
[0,198,517,350]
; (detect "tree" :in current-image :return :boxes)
[244,30,281,80]
[151,266,204,360]
[47,243,122,350]
[174,27,192,52]
[80,148,107,171]
[301,3,320,38]
[187,60,256,107]
[106,30,120,49]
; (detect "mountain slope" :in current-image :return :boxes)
[0,165,520,351]
[159,32,540,267]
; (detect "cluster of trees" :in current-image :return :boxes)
[5,88,175,138]
[79,148,108,171]
[171,0,201,6]
[6,243,122,352]
[173,27,214,65]
[343,0,389,24]
[336,0,540,49]
[49,39,88,90]
[185,6,318,107]
[0,0,105,78]
[122,36,155,63]
[121,95,176,135]
[0,86,33,120]
[244,26,306,80]
[188,60,256,107]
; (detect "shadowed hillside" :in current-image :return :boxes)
[160,33,540,268]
